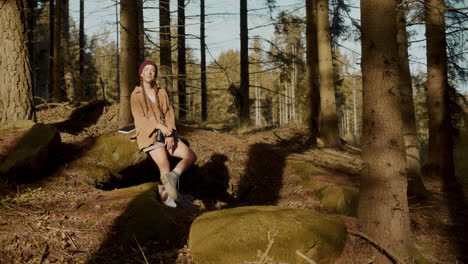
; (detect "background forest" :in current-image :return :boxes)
[1,0,468,263]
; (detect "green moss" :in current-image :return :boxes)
[114,186,176,243]
[0,123,60,176]
[285,159,326,185]
[0,119,35,133]
[314,185,359,217]
[407,244,433,264]
[87,132,147,171]
[189,206,347,264]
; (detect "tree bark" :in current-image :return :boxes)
[178,0,187,120]
[0,0,36,125]
[137,0,144,62]
[49,0,54,99]
[200,0,207,121]
[61,0,75,102]
[22,0,36,96]
[423,0,456,190]
[119,0,140,126]
[316,0,341,148]
[304,0,320,145]
[79,0,84,100]
[52,0,62,102]
[396,1,428,198]
[159,0,173,102]
[358,0,410,263]
[240,0,250,124]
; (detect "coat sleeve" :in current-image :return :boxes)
[162,89,177,131]
[130,89,158,137]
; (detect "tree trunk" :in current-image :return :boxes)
[396,1,428,198]
[423,0,456,190]
[304,0,320,145]
[52,0,62,102]
[61,0,75,102]
[159,0,173,102]
[200,0,207,121]
[49,0,54,99]
[115,1,120,100]
[79,0,84,101]
[358,0,410,263]
[119,0,139,126]
[239,0,250,124]
[0,0,36,125]
[137,0,144,62]
[23,0,36,97]
[316,0,341,148]
[178,0,187,120]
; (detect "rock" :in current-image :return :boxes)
[74,132,151,188]
[0,120,60,182]
[189,206,347,264]
[106,183,177,244]
[313,184,359,217]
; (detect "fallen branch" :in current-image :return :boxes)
[133,234,149,264]
[348,230,407,264]
[295,250,317,264]
[258,231,277,264]
[35,102,72,110]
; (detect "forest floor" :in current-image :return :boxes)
[0,102,467,264]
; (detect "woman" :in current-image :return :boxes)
[130,60,196,206]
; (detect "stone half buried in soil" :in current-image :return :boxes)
[189,206,347,264]
[104,183,177,244]
[0,120,60,182]
[73,131,151,189]
[313,184,359,217]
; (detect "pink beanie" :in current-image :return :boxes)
[138,60,158,76]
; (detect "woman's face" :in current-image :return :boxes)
[140,65,157,83]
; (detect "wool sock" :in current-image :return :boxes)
[172,168,182,177]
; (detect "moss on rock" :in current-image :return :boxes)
[0,122,60,181]
[285,159,326,185]
[109,184,177,244]
[77,132,150,187]
[313,185,359,217]
[189,206,347,264]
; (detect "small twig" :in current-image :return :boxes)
[349,230,408,264]
[272,132,287,142]
[39,243,49,264]
[259,231,277,264]
[133,234,149,264]
[295,250,317,264]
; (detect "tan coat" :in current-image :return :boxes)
[130,86,176,149]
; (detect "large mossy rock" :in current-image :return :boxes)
[105,183,177,244]
[76,132,150,188]
[0,120,60,182]
[189,206,347,264]
[313,184,359,216]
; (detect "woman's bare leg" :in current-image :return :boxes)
[169,140,197,173]
[148,147,171,176]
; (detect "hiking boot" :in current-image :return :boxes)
[161,171,179,200]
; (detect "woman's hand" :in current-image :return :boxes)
[159,125,172,137]
[165,136,177,154]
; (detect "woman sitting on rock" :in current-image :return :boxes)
[130,60,197,207]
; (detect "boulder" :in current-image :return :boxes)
[189,206,347,264]
[74,132,151,188]
[106,183,177,244]
[313,184,359,216]
[0,120,60,182]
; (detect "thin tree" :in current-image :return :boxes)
[61,0,75,102]
[159,0,173,100]
[52,0,62,102]
[304,0,320,145]
[358,0,411,263]
[200,0,207,121]
[424,0,457,190]
[49,0,54,98]
[396,0,428,198]
[0,0,36,125]
[22,0,37,95]
[316,0,341,147]
[137,0,144,62]
[178,0,187,120]
[240,0,250,124]
[119,0,140,126]
[79,0,84,100]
